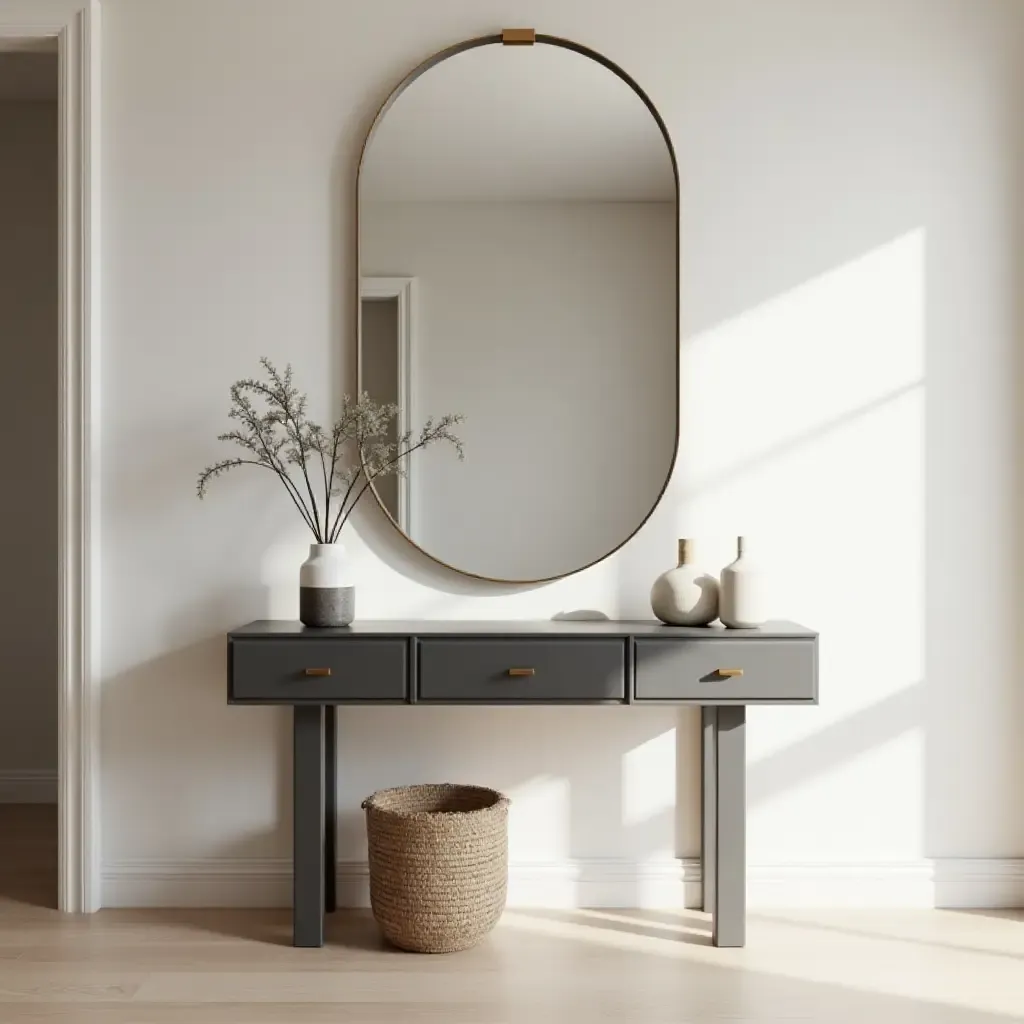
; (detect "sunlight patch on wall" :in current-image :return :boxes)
[680,229,924,495]
[679,230,926,857]
[679,227,925,667]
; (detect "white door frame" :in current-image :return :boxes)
[0,1,101,912]
[360,277,417,533]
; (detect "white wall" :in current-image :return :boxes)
[98,0,1024,907]
[362,200,676,581]
[0,99,58,804]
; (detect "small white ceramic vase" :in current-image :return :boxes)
[299,543,354,627]
[719,536,766,629]
[650,539,719,626]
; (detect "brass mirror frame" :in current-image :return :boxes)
[356,30,680,584]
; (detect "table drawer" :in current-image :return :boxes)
[230,639,407,702]
[418,639,626,702]
[634,639,816,703]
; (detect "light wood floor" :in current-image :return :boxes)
[1,807,1023,1022]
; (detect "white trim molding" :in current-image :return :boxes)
[0,770,58,804]
[0,1,101,913]
[932,859,1024,909]
[101,857,1024,910]
[102,857,702,910]
[744,860,1024,908]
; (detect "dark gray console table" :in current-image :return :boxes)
[227,619,818,948]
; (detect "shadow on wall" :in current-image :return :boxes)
[101,594,294,866]
[747,683,923,808]
[335,704,699,909]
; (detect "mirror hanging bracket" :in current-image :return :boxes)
[502,28,536,45]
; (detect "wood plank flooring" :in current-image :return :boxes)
[1,806,1023,1022]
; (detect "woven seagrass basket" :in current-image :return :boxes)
[361,783,510,953]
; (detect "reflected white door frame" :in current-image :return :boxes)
[0,1,101,913]
[360,276,418,533]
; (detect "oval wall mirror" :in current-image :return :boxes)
[358,32,678,583]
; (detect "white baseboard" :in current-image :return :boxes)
[100,857,1024,910]
[931,858,1024,909]
[101,858,702,910]
[745,859,1024,908]
[0,769,57,804]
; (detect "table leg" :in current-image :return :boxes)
[324,705,336,913]
[293,705,324,947]
[701,707,717,914]
[712,705,746,947]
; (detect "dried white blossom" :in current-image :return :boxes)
[198,357,464,542]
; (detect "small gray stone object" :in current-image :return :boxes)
[300,586,355,627]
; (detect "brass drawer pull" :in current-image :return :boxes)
[717,668,744,677]
[508,667,536,677]
[304,667,332,677]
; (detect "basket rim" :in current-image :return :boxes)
[361,782,510,818]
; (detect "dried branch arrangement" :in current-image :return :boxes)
[198,358,464,543]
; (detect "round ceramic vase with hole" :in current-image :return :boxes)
[299,543,355,627]
[650,539,719,626]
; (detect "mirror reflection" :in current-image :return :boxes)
[359,39,677,582]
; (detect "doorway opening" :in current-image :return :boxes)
[0,7,99,915]
[360,276,417,532]
[0,44,59,907]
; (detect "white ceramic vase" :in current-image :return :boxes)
[650,539,719,626]
[719,536,766,629]
[299,543,354,627]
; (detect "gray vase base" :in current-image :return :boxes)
[299,586,355,628]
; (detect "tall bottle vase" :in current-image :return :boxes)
[719,536,766,629]
[299,543,355,627]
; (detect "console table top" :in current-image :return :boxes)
[229,619,816,639]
